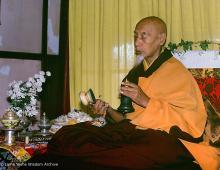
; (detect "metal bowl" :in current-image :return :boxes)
[1,111,20,129]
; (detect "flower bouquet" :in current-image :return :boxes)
[7,71,51,120]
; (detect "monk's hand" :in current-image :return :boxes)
[120,82,149,107]
[89,99,109,116]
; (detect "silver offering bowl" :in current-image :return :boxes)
[38,112,51,135]
[39,124,51,134]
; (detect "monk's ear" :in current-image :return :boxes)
[159,33,166,45]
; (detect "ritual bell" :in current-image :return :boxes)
[117,94,134,115]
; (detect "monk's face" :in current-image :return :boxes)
[134,21,166,59]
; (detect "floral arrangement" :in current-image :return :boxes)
[7,71,51,118]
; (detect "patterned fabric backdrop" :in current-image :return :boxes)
[189,68,220,112]
[189,68,220,146]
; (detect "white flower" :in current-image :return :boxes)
[34,74,39,79]
[36,80,42,87]
[14,83,20,89]
[46,71,51,76]
[8,90,13,96]
[11,94,16,100]
[28,77,34,82]
[7,70,51,118]
[39,71,45,75]
[39,76,46,83]
[37,87,42,92]
[16,110,23,117]
[30,97,37,105]
[26,82,32,88]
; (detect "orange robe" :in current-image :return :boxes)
[126,57,220,170]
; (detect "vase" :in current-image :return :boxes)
[19,115,31,134]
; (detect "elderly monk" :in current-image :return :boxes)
[25,16,219,170]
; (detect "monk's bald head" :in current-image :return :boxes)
[135,16,167,36]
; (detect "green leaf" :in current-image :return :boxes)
[168,42,177,51]
[199,40,210,51]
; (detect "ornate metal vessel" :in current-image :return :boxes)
[1,110,20,129]
[38,112,51,135]
[0,110,20,145]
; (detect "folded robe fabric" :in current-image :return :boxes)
[46,120,200,170]
[125,52,219,169]
[126,56,207,138]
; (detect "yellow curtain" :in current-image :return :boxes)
[69,0,220,110]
